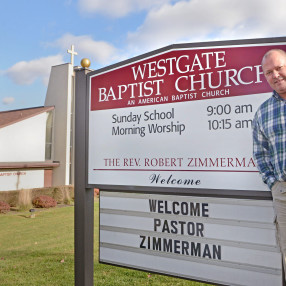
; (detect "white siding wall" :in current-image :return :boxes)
[0,170,45,191]
[0,113,46,162]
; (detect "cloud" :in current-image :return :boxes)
[79,0,172,18]
[127,0,286,52]
[5,33,120,88]
[5,55,64,86]
[2,97,15,105]
[53,33,119,66]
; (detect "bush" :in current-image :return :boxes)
[18,189,32,211]
[94,188,99,196]
[0,201,10,213]
[52,187,64,203]
[0,185,74,209]
[0,190,18,207]
[32,196,57,208]
[52,185,73,204]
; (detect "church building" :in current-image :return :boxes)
[0,46,89,191]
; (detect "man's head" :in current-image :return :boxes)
[262,49,286,99]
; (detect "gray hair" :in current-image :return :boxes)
[262,49,286,66]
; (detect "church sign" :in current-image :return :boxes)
[88,40,286,193]
[84,38,286,286]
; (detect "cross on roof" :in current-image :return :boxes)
[67,45,78,66]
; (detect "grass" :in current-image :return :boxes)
[0,199,212,286]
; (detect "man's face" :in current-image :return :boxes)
[262,51,286,98]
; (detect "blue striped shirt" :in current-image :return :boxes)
[252,91,286,189]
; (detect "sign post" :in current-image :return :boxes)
[75,37,286,286]
[74,68,94,286]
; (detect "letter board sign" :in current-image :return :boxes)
[100,191,282,286]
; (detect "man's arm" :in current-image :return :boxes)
[252,115,276,189]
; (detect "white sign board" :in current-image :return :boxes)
[100,191,283,286]
[88,41,286,193]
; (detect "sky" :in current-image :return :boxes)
[0,0,286,111]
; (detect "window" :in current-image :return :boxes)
[45,110,53,160]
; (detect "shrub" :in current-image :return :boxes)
[0,185,74,209]
[52,187,64,203]
[18,189,32,211]
[52,185,73,204]
[94,188,99,196]
[0,201,10,213]
[32,196,57,208]
[0,190,18,207]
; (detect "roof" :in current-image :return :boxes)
[0,161,60,169]
[0,106,54,129]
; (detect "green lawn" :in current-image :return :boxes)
[0,200,212,286]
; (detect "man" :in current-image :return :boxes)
[252,49,286,277]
